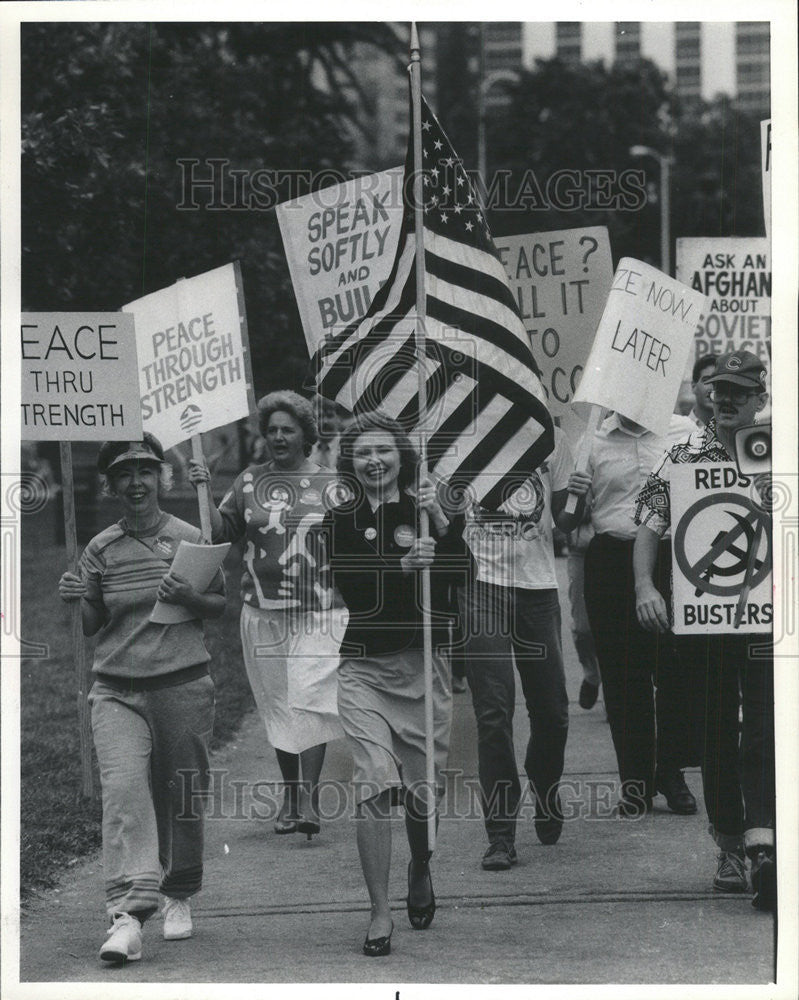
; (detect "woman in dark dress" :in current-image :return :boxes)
[319,411,471,957]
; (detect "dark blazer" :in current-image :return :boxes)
[320,491,472,658]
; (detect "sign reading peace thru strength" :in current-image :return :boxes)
[21,313,142,441]
[670,464,772,635]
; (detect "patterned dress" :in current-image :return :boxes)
[214,462,346,753]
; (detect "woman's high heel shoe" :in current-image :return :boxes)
[406,859,436,930]
[296,787,321,840]
[363,921,393,957]
[273,798,299,835]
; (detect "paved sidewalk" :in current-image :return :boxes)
[19,561,777,987]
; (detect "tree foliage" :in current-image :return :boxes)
[22,22,400,393]
[485,57,765,264]
[22,29,767,400]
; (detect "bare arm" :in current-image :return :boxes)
[187,459,225,540]
[552,471,591,532]
[633,526,670,632]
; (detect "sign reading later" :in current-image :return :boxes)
[573,257,706,436]
[21,313,141,441]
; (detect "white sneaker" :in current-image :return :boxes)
[162,897,193,940]
[99,912,142,963]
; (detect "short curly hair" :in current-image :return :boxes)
[257,391,318,456]
[336,410,418,493]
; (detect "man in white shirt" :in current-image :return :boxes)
[459,429,586,870]
[574,411,698,817]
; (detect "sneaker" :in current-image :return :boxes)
[578,680,599,710]
[713,851,748,894]
[655,769,698,815]
[162,897,193,940]
[750,849,777,912]
[481,842,517,871]
[99,912,142,963]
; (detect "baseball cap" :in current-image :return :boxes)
[705,350,768,390]
[98,434,165,474]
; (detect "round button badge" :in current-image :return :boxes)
[364,527,377,541]
[394,524,416,548]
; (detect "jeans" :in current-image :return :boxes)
[458,583,569,845]
[676,633,775,853]
[584,534,699,803]
[89,674,215,920]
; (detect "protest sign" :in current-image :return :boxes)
[493,227,612,415]
[761,119,771,239]
[675,237,771,364]
[123,262,255,452]
[276,168,403,354]
[21,313,141,441]
[572,258,706,437]
[671,464,772,635]
[20,310,141,799]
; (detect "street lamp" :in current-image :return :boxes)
[629,145,674,276]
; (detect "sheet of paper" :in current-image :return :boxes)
[150,540,230,625]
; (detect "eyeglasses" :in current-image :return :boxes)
[708,385,762,404]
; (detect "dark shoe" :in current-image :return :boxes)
[655,769,698,815]
[406,859,436,929]
[534,792,564,845]
[274,797,299,835]
[363,921,393,957]
[578,680,599,710]
[481,842,517,871]
[713,851,748,893]
[296,787,321,840]
[750,849,777,911]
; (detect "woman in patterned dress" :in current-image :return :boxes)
[190,391,345,836]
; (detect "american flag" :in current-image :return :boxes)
[310,95,553,511]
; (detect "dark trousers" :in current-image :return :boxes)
[458,583,569,845]
[677,632,775,852]
[584,534,698,802]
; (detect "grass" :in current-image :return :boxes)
[19,501,254,901]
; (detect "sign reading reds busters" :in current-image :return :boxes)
[670,464,772,635]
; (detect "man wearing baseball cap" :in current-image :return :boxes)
[631,351,775,912]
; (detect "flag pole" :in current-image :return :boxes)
[409,22,436,855]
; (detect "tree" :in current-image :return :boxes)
[484,57,765,267]
[21,22,400,394]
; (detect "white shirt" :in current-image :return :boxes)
[586,413,695,540]
[464,428,572,589]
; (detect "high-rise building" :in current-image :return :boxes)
[675,22,702,108]
[614,22,641,68]
[478,22,524,114]
[555,22,582,65]
[735,22,770,117]
[344,23,438,169]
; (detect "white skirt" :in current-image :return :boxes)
[239,603,346,754]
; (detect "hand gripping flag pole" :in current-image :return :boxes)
[409,23,436,855]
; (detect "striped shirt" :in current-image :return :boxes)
[80,513,224,679]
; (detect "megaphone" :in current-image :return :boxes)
[734,423,771,476]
